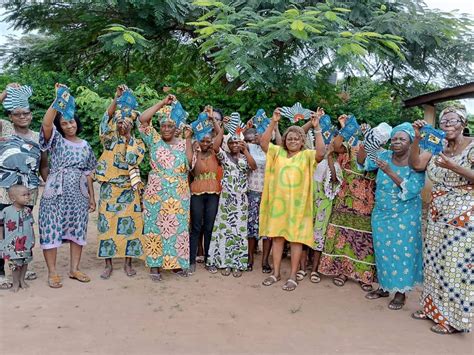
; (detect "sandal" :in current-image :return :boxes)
[247,264,253,272]
[333,275,347,287]
[25,271,37,281]
[48,274,63,289]
[196,256,205,264]
[365,289,390,300]
[0,276,12,290]
[221,267,231,277]
[174,269,189,278]
[262,264,272,274]
[296,270,307,282]
[206,265,218,274]
[262,275,281,286]
[124,265,136,277]
[359,281,373,292]
[69,271,91,283]
[430,324,458,335]
[100,267,113,280]
[411,310,429,320]
[388,297,405,310]
[282,278,298,291]
[149,273,162,282]
[232,269,242,278]
[310,271,321,283]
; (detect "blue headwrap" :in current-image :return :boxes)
[391,122,415,142]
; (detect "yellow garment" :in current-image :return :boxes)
[259,143,317,247]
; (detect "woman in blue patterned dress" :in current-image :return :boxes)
[358,123,424,310]
[39,84,97,288]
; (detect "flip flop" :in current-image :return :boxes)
[232,269,242,278]
[430,324,458,335]
[333,275,347,287]
[124,266,137,277]
[206,265,218,274]
[0,276,12,290]
[262,275,281,286]
[69,271,91,283]
[149,273,162,282]
[296,270,307,281]
[282,278,298,291]
[365,289,390,300]
[25,271,37,281]
[262,264,272,274]
[388,298,405,310]
[411,310,429,320]
[310,271,321,283]
[221,267,231,277]
[48,274,63,289]
[100,267,113,280]
[359,281,373,292]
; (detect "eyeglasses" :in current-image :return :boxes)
[11,111,32,118]
[439,119,462,127]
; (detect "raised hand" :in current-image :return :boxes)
[183,125,193,139]
[338,114,348,128]
[162,94,176,106]
[115,84,128,99]
[310,110,321,129]
[272,108,281,123]
[412,120,428,139]
[315,107,325,119]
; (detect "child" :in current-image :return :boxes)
[0,185,35,292]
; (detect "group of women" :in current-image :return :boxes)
[0,83,472,336]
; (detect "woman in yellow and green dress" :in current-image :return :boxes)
[260,108,325,291]
[95,85,146,279]
[138,94,193,282]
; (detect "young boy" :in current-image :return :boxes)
[0,185,35,292]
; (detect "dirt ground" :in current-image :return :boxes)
[0,207,472,355]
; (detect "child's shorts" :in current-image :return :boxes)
[7,257,31,271]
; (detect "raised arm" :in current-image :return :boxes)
[212,114,224,153]
[42,83,62,142]
[274,122,282,146]
[184,125,194,166]
[356,144,368,166]
[107,84,127,117]
[302,120,313,134]
[311,108,326,162]
[408,120,432,172]
[139,94,175,126]
[260,108,280,153]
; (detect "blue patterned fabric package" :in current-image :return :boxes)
[52,86,76,121]
[419,124,445,155]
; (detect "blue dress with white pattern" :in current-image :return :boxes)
[366,150,424,293]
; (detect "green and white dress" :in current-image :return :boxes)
[207,149,250,270]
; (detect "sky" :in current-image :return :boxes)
[0,1,473,111]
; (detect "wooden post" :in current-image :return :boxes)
[421,104,436,203]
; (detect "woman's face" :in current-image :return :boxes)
[228,140,240,154]
[244,133,259,145]
[439,112,465,141]
[285,132,304,153]
[160,121,176,141]
[390,131,411,154]
[9,108,32,129]
[60,117,78,138]
[199,136,213,152]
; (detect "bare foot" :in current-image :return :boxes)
[11,282,20,293]
[124,263,136,277]
[19,279,29,289]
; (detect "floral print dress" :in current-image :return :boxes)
[139,124,190,270]
[318,145,377,284]
[207,149,250,270]
[39,128,97,249]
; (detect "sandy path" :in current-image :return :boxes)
[0,205,472,354]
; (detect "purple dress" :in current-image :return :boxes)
[39,128,97,249]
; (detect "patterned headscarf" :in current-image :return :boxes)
[157,105,175,125]
[439,106,467,124]
[114,109,138,126]
[391,122,415,142]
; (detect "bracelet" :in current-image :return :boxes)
[313,129,322,134]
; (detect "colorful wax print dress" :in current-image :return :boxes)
[421,141,473,332]
[318,145,377,284]
[207,149,250,270]
[0,205,34,269]
[312,158,342,251]
[367,150,424,293]
[139,124,190,270]
[259,143,317,247]
[39,128,97,249]
[95,113,146,259]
